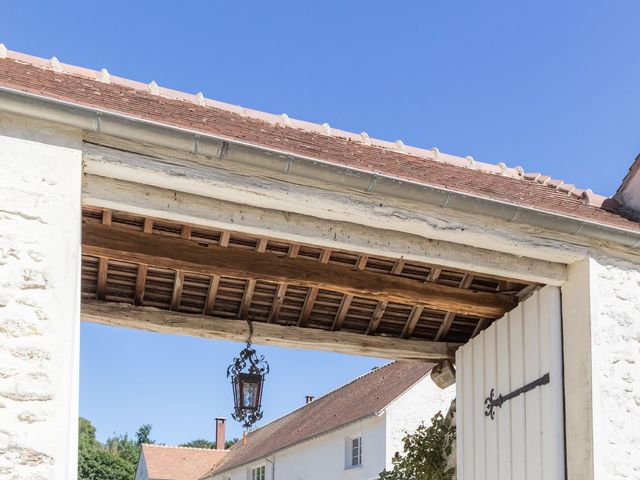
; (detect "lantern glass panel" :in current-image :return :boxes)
[236,373,262,411]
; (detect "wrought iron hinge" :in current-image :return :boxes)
[484,373,550,420]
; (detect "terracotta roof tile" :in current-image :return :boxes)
[141,444,227,480]
[205,361,435,477]
[0,48,638,233]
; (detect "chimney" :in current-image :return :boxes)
[215,417,226,450]
[305,395,314,404]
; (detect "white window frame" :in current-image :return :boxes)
[249,465,266,480]
[345,435,362,469]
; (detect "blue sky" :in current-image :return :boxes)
[3,1,640,443]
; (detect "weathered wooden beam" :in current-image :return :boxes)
[83,174,568,286]
[82,223,519,318]
[81,299,460,361]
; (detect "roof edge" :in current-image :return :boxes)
[0,46,610,206]
[0,85,638,250]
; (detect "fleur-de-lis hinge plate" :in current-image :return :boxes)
[484,373,550,420]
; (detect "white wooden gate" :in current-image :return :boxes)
[456,286,565,480]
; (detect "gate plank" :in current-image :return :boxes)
[524,292,543,480]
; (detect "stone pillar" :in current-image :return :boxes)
[562,255,640,479]
[0,114,82,479]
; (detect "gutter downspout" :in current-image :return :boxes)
[1,86,638,250]
[265,454,275,480]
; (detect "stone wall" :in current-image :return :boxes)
[590,255,640,479]
[0,114,82,479]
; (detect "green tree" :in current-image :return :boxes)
[135,424,154,446]
[179,437,239,449]
[379,412,455,480]
[180,439,216,449]
[78,417,136,480]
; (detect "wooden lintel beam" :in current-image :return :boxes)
[81,299,460,361]
[82,223,518,318]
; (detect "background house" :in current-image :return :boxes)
[206,361,454,480]
[135,419,228,480]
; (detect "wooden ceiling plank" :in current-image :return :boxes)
[82,223,519,318]
[401,305,424,339]
[297,249,332,327]
[82,299,461,361]
[331,255,368,331]
[268,245,300,324]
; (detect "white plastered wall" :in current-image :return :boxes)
[384,375,455,471]
[562,254,640,479]
[213,416,387,480]
[0,113,82,479]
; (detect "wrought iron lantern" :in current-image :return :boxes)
[227,321,269,429]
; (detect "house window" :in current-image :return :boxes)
[348,436,362,467]
[251,465,266,480]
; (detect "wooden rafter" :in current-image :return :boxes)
[298,249,332,327]
[434,274,475,341]
[239,238,268,318]
[82,223,518,318]
[331,255,368,331]
[268,244,299,323]
[82,299,460,361]
[401,305,424,339]
[170,225,191,311]
[134,218,153,305]
[203,231,230,315]
[366,259,404,335]
[96,210,112,300]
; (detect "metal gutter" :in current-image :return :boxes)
[1,86,639,249]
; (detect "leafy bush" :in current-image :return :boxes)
[379,411,455,480]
